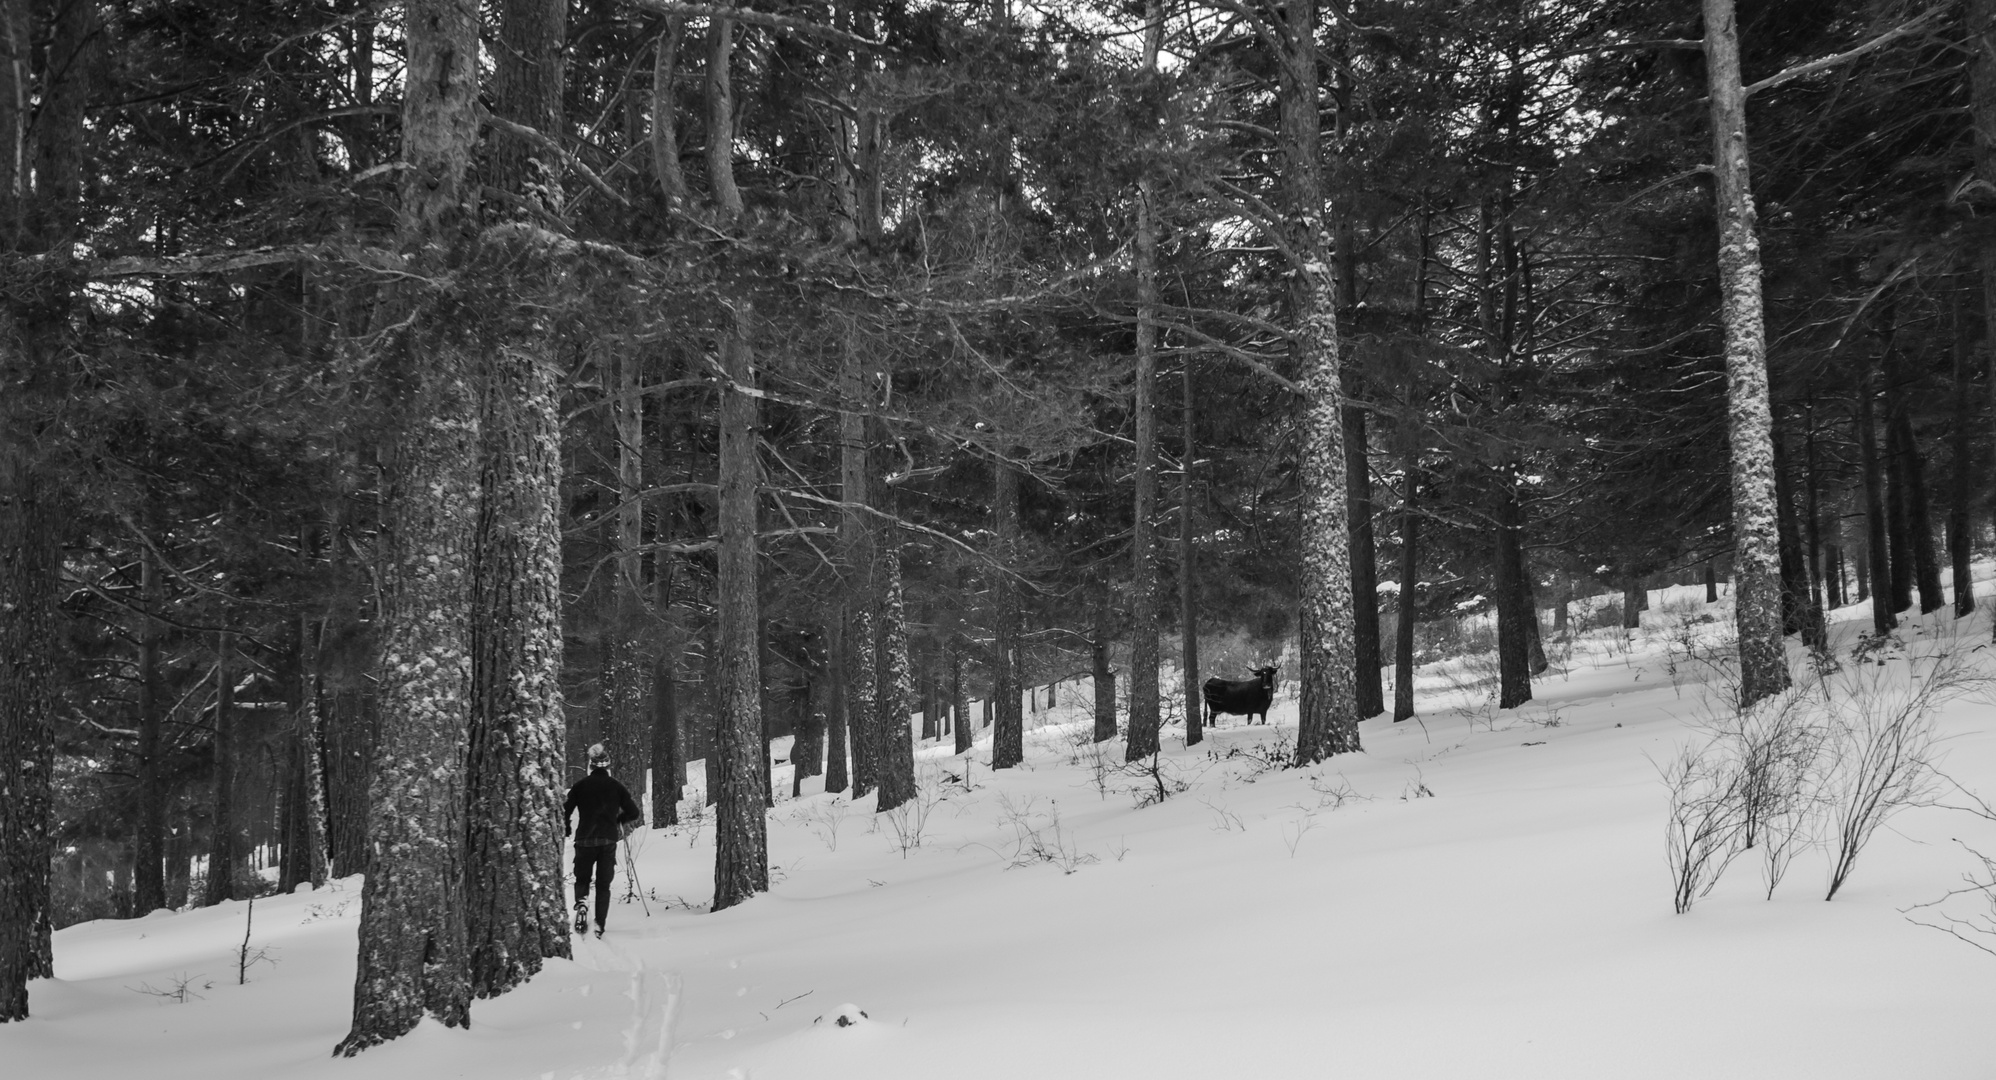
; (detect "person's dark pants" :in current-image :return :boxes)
[573,843,616,930]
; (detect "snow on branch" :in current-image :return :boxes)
[1743,5,1947,98]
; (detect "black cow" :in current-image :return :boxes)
[1202,666,1278,726]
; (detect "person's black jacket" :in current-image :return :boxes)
[565,768,642,848]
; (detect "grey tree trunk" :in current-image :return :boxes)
[1275,0,1361,764]
[1181,358,1202,747]
[1857,363,1897,634]
[337,0,482,1053]
[651,654,681,826]
[464,0,575,999]
[991,460,1025,769]
[133,539,168,912]
[1347,402,1383,717]
[650,18,689,213]
[712,313,769,912]
[0,422,58,1022]
[1093,588,1118,743]
[1393,466,1419,723]
[1493,481,1532,710]
[207,631,240,905]
[1773,433,1808,636]
[608,347,651,780]
[873,545,918,811]
[1886,409,1945,614]
[1949,299,1977,618]
[1126,5,1164,762]
[705,18,744,225]
[951,636,972,755]
[1703,0,1790,706]
[1973,0,1996,637]
[824,617,850,792]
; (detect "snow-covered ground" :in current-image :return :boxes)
[8,577,1996,1079]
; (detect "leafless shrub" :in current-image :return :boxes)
[1905,841,1996,958]
[992,795,1095,874]
[881,769,949,857]
[800,798,850,852]
[1819,651,1967,900]
[1662,740,1748,914]
[129,972,211,1003]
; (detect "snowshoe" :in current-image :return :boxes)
[573,901,589,935]
[593,926,605,940]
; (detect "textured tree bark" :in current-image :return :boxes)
[705,18,744,225]
[1393,467,1419,723]
[1972,0,1996,639]
[608,346,651,780]
[1703,0,1790,705]
[1887,410,1945,615]
[1622,577,1642,629]
[338,0,482,1053]
[650,654,681,825]
[296,616,333,889]
[207,632,240,905]
[1126,5,1164,760]
[1493,475,1533,709]
[464,248,570,999]
[1093,588,1118,742]
[1181,357,1202,747]
[1800,418,1828,650]
[1125,172,1162,763]
[1347,402,1383,717]
[839,331,877,795]
[1949,295,1977,618]
[1772,434,1807,636]
[1857,366,1896,633]
[873,546,918,811]
[463,0,576,999]
[951,636,972,755]
[990,459,1025,769]
[823,617,850,792]
[650,18,689,212]
[133,539,168,912]
[712,311,769,911]
[0,421,58,1022]
[1279,0,1361,764]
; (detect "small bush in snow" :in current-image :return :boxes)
[1662,740,1748,914]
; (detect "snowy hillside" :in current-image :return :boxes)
[7,582,1996,1080]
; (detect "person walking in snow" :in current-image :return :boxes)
[564,742,643,938]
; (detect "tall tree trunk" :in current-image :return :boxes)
[1126,1,1164,762]
[338,0,482,1052]
[990,459,1024,769]
[1703,0,1790,705]
[0,414,58,1022]
[207,631,239,905]
[1393,467,1419,722]
[951,635,972,755]
[1971,0,1996,639]
[1773,433,1807,636]
[650,654,681,826]
[1280,0,1362,764]
[1347,403,1383,717]
[608,347,650,781]
[1857,363,1897,633]
[824,616,850,792]
[1801,414,1828,650]
[1622,577,1642,629]
[1,0,88,1019]
[712,312,768,911]
[1494,474,1533,709]
[650,18,688,213]
[705,18,744,225]
[874,545,917,811]
[464,0,575,999]
[1093,587,1118,742]
[1180,357,1202,748]
[133,538,168,912]
[297,615,333,889]
[1887,409,1946,615]
[1949,292,1977,618]
[838,329,876,795]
